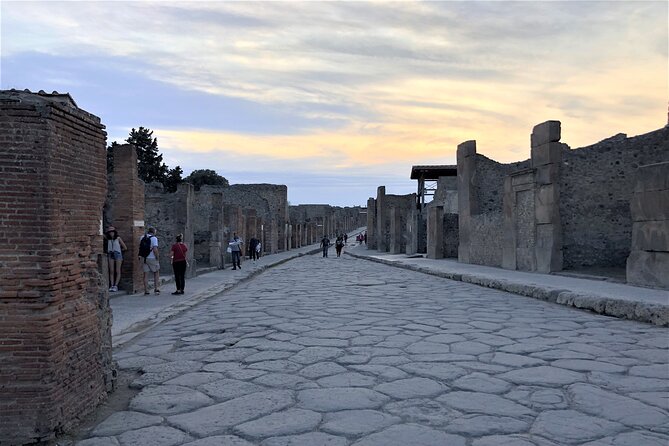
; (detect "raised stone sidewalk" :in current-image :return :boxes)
[347,246,669,326]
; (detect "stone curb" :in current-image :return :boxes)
[113,247,322,349]
[346,252,669,327]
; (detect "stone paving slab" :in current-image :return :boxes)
[77,251,669,446]
[347,246,669,326]
[111,243,325,348]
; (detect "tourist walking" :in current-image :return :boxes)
[139,227,160,295]
[249,237,258,261]
[344,233,348,244]
[229,233,243,270]
[321,235,331,257]
[256,241,262,259]
[170,233,188,295]
[105,226,127,292]
[363,231,367,245]
[335,235,344,257]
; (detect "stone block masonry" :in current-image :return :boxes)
[0,90,113,444]
[627,161,669,289]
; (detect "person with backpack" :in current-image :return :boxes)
[335,235,344,257]
[170,233,188,295]
[139,227,160,295]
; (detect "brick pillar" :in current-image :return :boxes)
[457,140,477,263]
[626,161,669,289]
[0,90,112,444]
[112,144,145,292]
[367,197,377,249]
[531,121,563,273]
[427,206,445,259]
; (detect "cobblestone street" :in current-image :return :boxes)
[79,253,669,446]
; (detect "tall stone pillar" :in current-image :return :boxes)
[531,121,563,273]
[406,205,419,255]
[367,197,377,249]
[389,207,403,254]
[176,182,196,278]
[0,90,112,444]
[376,186,388,252]
[626,161,669,289]
[209,192,224,269]
[113,144,146,292]
[427,206,445,259]
[457,140,477,263]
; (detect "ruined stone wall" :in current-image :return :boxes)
[458,139,530,267]
[560,128,669,269]
[443,213,459,258]
[222,184,288,254]
[367,198,377,249]
[386,193,415,254]
[0,90,112,444]
[145,183,196,278]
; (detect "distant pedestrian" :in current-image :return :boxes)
[321,235,331,258]
[105,225,127,292]
[359,232,364,245]
[229,233,243,270]
[249,237,259,261]
[139,227,160,295]
[344,233,348,244]
[256,241,262,259]
[335,235,344,257]
[363,232,367,245]
[170,233,188,295]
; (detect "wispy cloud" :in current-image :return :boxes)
[1,1,666,205]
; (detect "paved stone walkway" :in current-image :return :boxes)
[78,253,669,446]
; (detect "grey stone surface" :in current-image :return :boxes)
[76,438,120,446]
[322,410,401,436]
[91,411,163,437]
[297,388,389,411]
[182,436,254,446]
[530,410,625,444]
[167,390,294,437]
[117,426,191,446]
[129,385,213,415]
[374,377,445,399]
[260,432,348,446]
[352,424,466,446]
[81,254,669,446]
[233,409,321,438]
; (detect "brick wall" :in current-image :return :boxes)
[0,90,112,444]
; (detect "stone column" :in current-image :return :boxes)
[367,197,377,249]
[427,206,445,259]
[457,140,477,263]
[626,161,669,289]
[389,206,402,254]
[531,121,563,273]
[113,144,146,292]
[406,205,419,255]
[376,186,388,252]
[209,192,224,269]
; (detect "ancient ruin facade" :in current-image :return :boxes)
[0,90,114,444]
[371,120,669,289]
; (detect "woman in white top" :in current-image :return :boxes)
[106,226,127,292]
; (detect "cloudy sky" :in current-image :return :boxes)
[1,1,667,206]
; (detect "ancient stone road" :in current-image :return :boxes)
[78,254,669,446]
